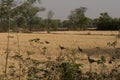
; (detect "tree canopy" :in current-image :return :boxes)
[0,0,45,32]
[68,7,88,30]
[95,12,120,30]
[0,1,120,32]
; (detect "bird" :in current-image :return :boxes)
[88,56,97,64]
[112,41,117,47]
[29,38,40,42]
[59,45,66,50]
[34,38,40,43]
[117,64,120,67]
[107,41,117,48]
[78,46,83,52]
[45,40,50,44]
[36,38,40,41]
[87,56,97,72]
[109,57,116,64]
[112,57,115,60]
[97,60,102,64]
[42,46,47,50]
[109,60,113,64]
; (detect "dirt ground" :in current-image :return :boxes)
[0,31,120,75]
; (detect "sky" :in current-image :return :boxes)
[38,0,120,20]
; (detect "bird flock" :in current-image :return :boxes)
[28,38,117,65]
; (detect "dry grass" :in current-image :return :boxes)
[0,31,120,74]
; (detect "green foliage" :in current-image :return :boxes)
[0,0,45,32]
[0,0,14,31]
[95,12,120,30]
[60,62,82,80]
[68,7,89,30]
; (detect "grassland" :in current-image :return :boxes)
[0,31,120,79]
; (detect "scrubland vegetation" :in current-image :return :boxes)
[0,0,120,80]
[0,31,120,80]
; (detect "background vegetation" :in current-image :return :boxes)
[0,0,120,33]
[0,0,120,80]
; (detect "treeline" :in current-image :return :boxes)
[0,0,120,32]
[94,13,120,30]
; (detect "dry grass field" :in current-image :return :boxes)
[0,31,120,78]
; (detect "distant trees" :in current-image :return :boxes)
[68,7,89,30]
[0,1,120,32]
[13,0,45,32]
[0,0,45,32]
[62,20,70,28]
[50,19,61,30]
[46,10,54,33]
[95,12,120,30]
[0,0,14,31]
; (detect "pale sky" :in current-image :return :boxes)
[38,0,120,20]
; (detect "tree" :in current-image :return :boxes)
[0,1,45,79]
[46,10,54,33]
[68,7,88,30]
[50,19,61,30]
[0,0,45,32]
[13,0,45,32]
[0,0,15,31]
[96,12,119,30]
[62,20,69,28]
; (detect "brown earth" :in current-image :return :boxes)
[0,31,120,79]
